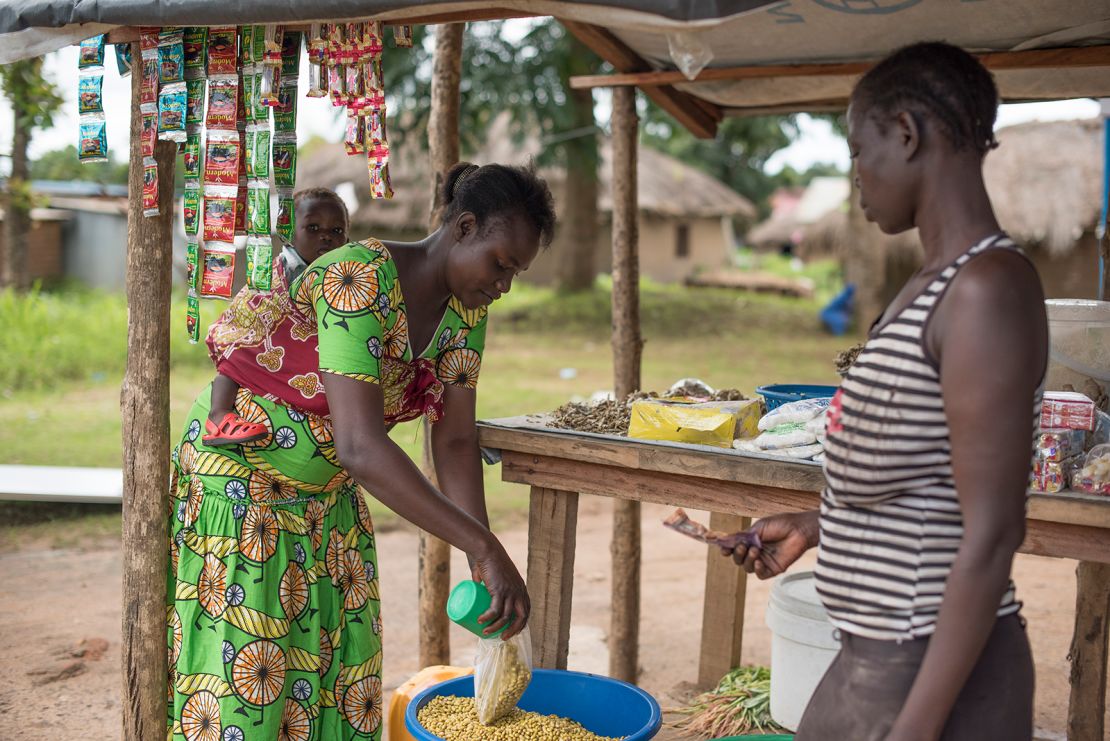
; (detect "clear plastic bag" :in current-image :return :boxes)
[666,31,713,80]
[758,398,832,431]
[1072,443,1110,495]
[474,626,533,725]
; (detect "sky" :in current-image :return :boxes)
[0,43,1103,179]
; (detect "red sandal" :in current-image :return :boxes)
[202,412,269,446]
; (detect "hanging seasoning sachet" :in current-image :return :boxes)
[77,34,108,165]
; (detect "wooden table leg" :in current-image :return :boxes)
[1068,560,1110,741]
[526,486,579,669]
[698,513,751,688]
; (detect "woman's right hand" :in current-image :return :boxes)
[722,510,819,579]
[472,536,531,640]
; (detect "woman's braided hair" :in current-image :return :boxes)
[440,161,556,247]
[853,42,1000,155]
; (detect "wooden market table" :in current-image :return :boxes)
[477,417,1110,740]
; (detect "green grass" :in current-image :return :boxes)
[1,281,857,532]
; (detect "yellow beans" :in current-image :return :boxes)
[475,640,531,724]
[417,695,625,741]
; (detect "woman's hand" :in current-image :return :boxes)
[472,536,531,640]
[721,510,819,579]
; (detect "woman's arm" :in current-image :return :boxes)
[430,383,489,528]
[323,372,530,637]
[885,251,1047,741]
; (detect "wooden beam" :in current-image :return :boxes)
[105,10,536,44]
[609,84,643,683]
[698,512,750,688]
[561,20,720,139]
[417,22,465,670]
[569,44,1110,89]
[1067,561,1110,741]
[527,487,580,670]
[121,39,173,741]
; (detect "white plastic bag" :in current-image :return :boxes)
[474,626,533,724]
[754,423,818,450]
[758,398,832,431]
[775,443,825,459]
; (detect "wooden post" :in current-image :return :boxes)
[1067,560,1110,741]
[121,40,175,741]
[527,487,580,669]
[698,513,751,687]
[609,85,642,683]
[418,22,464,669]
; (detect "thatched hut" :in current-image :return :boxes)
[297,127,756,286]
[799,118,1104,305]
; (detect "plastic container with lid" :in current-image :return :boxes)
[1045,299,1110,393]
[446,580,512,639]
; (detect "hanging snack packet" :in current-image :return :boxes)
[183,186,201,236]
[78,74,104,116]
[200,244,236,298]
[158,30,185,85]
[245,236,274,291]
[344,114,364,155]
[393,25,414,47]
[185,78,206,128]
[307,24,328,97]
[235,176,248,237]
[78,118,109,164]
[142,157,160,217]
[184,27,208,74]
[185,238,201,291]
[158,82,187,142]
[186,289,201,344]
[203,196,237,243]
[139,107,158,157]
[205,77,239,131]
[79,34,106,68]
[114,43,133,76]
[272,85,297,132]
[183,133,203,180]
[369,160,393,200]
[275,190,295,244]
[203,136,241,187]
[207,27,238,76]
[249,127,271,179]
[140,54,159,106]
[272,140,297,188]
[281,31,302,77]
[140,27,161,54]
[246,182,271,235]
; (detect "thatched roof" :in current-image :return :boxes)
[297,117,755,233]
[985,118,1103,255]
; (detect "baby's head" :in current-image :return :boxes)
[292,188,350,264]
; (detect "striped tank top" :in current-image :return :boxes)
[817,234,1042,641]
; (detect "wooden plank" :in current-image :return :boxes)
[104,11,537,44]
[1067,561,1110,741]
[1028,492,1110,530]
[560,20,719,139]
[121,40,173,741]
[501,451,820,518]
[698,513,750,688]
[1021,520,1110,565]
[477,423,825,492]
[568,44,1110,89]
[0,465,122,503]
[526,487,579,670]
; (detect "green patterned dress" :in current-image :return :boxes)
[169,240,488,741]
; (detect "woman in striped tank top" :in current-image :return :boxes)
[726,43,1047,741]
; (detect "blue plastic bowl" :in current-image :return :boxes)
[405,668,662,740]
[756,384,838,411]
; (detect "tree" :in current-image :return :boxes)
[0,57,63,291]
[30,145,129,186]
[387,21,605,292]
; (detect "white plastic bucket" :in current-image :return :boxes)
[1045,299,1110,394]
[765,571,840,731]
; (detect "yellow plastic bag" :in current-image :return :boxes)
[628,397,762,448]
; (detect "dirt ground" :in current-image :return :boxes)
[0,499,1102,740]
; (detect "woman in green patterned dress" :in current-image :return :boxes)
[169,163,556,741]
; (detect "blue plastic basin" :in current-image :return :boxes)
[405,668,662,740]
[756,384,838,411]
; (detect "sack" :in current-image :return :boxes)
[758,397,831,431]
[474,626,533,724]
[753,423,818,450]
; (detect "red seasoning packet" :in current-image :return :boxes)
[200,245,236,298]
